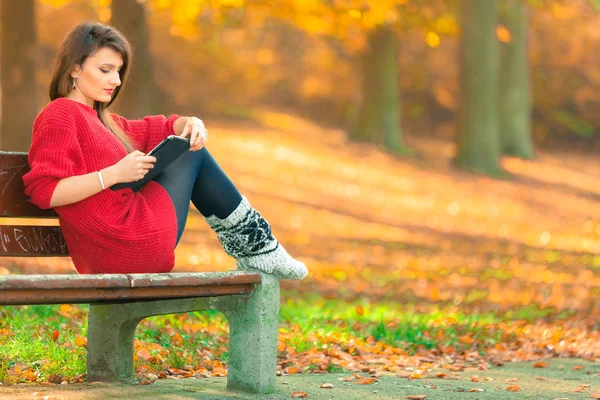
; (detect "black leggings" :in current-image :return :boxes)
[153,147,242,245]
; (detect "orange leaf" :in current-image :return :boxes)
[137,348,151,360]
[171,333,183,346]
[286,367,301,375]
[291,392,308,398]
[572,365,584,370]
[355,378,377,385]
[533,361,548,368]
[355,305,364,315]
[506,385,520,392]
[458,334,474,344]
[75,336,87,347]
[406,396,427,400]
[52,330,59,342]
[591,393,600,399]
[59,304,73,315]
[211,367,227,377]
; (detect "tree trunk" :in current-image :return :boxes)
[456,0,502,175]
[111,0,164,118]
[499,0,534,159]
[352,26,406,154]
[1,0,37,151]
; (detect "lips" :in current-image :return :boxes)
[104,89,114,94]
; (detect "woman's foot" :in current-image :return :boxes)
[205,197,308,280]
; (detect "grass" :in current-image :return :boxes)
[0,295,578,384]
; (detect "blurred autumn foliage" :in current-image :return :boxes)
[27,0,600,149]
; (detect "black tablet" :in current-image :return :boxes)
[111,135,190,192]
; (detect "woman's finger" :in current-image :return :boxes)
[180,124,190,138]
[189,126,198,150]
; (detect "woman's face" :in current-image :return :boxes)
[69,47,123,106]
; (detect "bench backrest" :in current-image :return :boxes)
[0,151,67,257]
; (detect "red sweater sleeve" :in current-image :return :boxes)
[22,126,86,210]
[111,114,180,153]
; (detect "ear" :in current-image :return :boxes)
[70,64,82,79]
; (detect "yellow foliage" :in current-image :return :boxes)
[39,0,73,7]
[98,8,111,23]
[496,24,512,44]
[425,31,440,48]
[348,9,362,19]
[435,15,459,36]
[256,48,275,65]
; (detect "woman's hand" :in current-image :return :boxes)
[106,150,156,184]
[180,117,208,151]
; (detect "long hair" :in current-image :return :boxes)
[49,21,134,152]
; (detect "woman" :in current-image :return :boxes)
[22,21,307,280]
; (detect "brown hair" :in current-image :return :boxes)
[49,21,134,152]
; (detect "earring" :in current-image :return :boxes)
[72,79,76,89]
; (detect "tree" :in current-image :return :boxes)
[157,0,423,154]
[499,0,534,159]
[456,0,502,175]
[111,0,164,118]
[1,0,38,151]
[352,26,405,154]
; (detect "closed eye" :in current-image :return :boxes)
[100,68,109,73]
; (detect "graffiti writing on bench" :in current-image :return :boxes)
[0,226,67,254]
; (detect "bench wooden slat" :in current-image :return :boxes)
[0,225,67,256]
[0,152,58,218]
[0,272,262,305]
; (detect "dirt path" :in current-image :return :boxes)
[1,358,599,399]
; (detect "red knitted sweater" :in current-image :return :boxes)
[22,97,180,274]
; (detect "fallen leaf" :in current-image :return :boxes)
[533,361,548,368]
[572,365,584,370]
[591,393,600,399]
[355,378,377,385]
[291,392,308,398]
[211,367,227,377]
[286,367,301,375]
[52,330,59,342]
[536,376,549,380]
[320,383,334,388]
[506,385,520,392]
[470,388,484,392]
[406,396,427,400]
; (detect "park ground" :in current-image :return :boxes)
[1,110,600,398]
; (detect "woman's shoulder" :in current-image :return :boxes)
[34,98,93,132]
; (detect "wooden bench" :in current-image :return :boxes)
[0,151,280,394]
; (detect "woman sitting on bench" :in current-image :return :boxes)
[22,21,307,280]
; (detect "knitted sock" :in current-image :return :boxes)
[204,196,308,280]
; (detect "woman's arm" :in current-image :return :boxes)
[49,151,156,208]
[49,166,118,208]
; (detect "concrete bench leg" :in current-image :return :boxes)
[224,273,280,394]
[87,303,143,381]
[85,272,280,393]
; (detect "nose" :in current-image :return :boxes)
[110,72,121,86]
